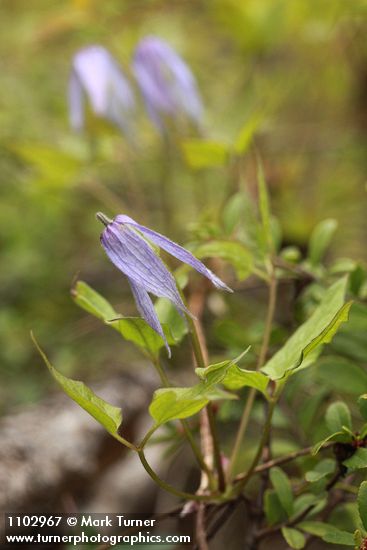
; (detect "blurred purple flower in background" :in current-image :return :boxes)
[132,36,203,130]
[97,212,231,355]
[68,45,135,134]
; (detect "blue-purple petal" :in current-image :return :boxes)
[115,215,233,292]
[100,221,192,315]
[128,279,171,357]
[69,45,135,134]
[132,36,203,129]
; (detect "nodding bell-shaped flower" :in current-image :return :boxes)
[132,36,203,130]
[97,213,232,356]
[68,45,135,135]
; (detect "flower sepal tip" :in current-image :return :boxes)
[96,212,113,226]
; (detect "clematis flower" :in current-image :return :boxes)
[97,213,232,355]
[68,45,135,135]
[132,36,203,130]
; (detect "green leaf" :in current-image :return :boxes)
[262,278,351,380]
[322,530,355,546]
[358,481,367,531]
[298,521,333,537]
[308,219,338,266]
[149,384,236,425]
[72,280,117,321]
[181,139,229,169]
[316,358,367,396]
[349,265,367,297]
[149,351,247,424]
[195,348,268,396]
[344,448,367,471]
[32,335,122,437]
[221,192,247,235]
[299,522,355,546]
[72,281,169,359]
[270,467,294,517]
[305,459,335,482]
[281,527,305,549]
[195,348,250,384]
[337,302,367,333]
[264,489,287,525]
[312,431,349,455]
[222,365,269,395]
[293,494,327,517]
[234,113,263,155]
[331,332,367,363]
[195,360,234,385]
[330,257,357,275]
[194,240,253,281]
[358,395,367,422]
[325,401,352,433]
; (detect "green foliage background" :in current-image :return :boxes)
[1,0,367,410]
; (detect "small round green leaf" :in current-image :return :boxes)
[281,527,306,549]
[270,467,294,517]
[325,401,352,433]
[308,218,338,266]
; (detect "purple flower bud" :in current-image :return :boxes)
[132,36,203,130]
[68,46,135,135]
[97,213,232,355]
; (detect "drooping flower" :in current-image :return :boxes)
[132,36,203,130]
[68,45,135,134]
[97,212,232,355]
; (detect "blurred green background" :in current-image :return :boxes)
[1,0,366,410]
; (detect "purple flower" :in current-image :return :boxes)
[97,213,232,355]
[68,45,135,134]
[132,36,203,130]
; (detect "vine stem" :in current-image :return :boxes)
[227,264,277,482]
[137,449,223,503]
[186,313,226,493]
[234,441,334,481]
[195,504,209,550]
[114,434,139,452]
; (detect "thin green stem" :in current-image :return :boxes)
[227,390,256,480]
[252,266,271,282]
[153,357,170,386]
[186,315,206,369]
[230,395,278,497]
[234,441,334,481]
[227,265,277,481]
[206,403,226,492]
[114,433,139,452]
[137,449,224,503]
[139,424,160,450]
